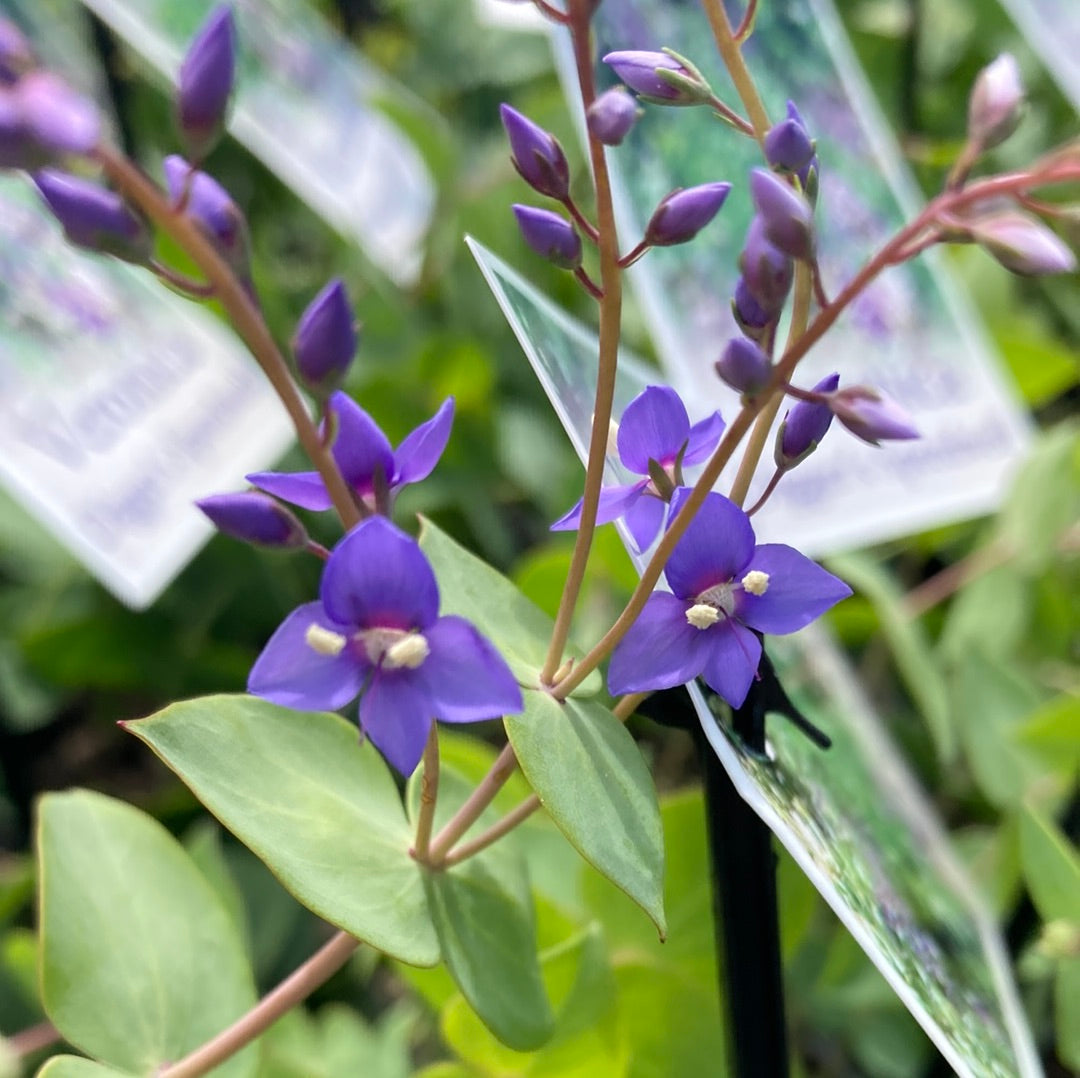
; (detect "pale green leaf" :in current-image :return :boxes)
[1055,956,1080,1071]
[1018,803,1080,923]
[35,1058,133,1078]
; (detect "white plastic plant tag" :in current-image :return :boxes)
[469,237,1041,1078]
[0,175,294,608]
[77,0,437,286]
[998,0,1080,109]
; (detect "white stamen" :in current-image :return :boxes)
[306,623,346,656]
[384,633,430,670]
[606,418,620,458]
[741,570,770,596]
[686,603,721,630]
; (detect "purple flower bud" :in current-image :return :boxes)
[586,87,640,146]
[750,168,814,260]
[15,71,99,156]
[499,103,569,200]
[715,337,772,395]
[0,19,34,85]
[602,49,711,106]
[33,169,150,264]
[968,53,1024,151]
[764,118,814,174]
[739,215,793,313]
[644,182,731,247]
[775,373,839,469]
[196,491,308,549]
[177,5,236,161]
[827,386,919,445]
[164,154,251,276]
[731,276,772,340]
[293,277,358,396]
[512,204,581,269]
[967,210,1076,276]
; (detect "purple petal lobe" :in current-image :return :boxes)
[700,619,761,707]
[359,670,436,775]
[607,592,711,694]
[321,517,439,631]
[246,470,332,511]
[736,544,852,634]
[550,481,646,532]
[665,490,756,600]
[682,410,726,466]
[415,615,523,723]
[248,601,366,711]
[393,398,454,486]
[617,385,690,473]
[327,393,395,493]
[624,494,666,552]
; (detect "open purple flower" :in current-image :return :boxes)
[608,490,851,706]
[248,391,454,514]
[248,517,523,774]
[552,385,724,552]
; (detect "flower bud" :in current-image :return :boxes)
[499,104,569,200]
[750,167,814,260]
[196,492,308,549]
[968,53,1024,151]
[775,373,839,469]
[602,49,712,106]
[512,204,581,269]
[967,210,1076,276]
[731,276,772,340]
[764,109,815,174]
[739,215,793,313]
[17,71,99,156]
[164,154,251,277]
[586,87,640,146]
[715,337,771,395]
[177,4,236,161]
[644,182,731,247]
[33,169,151,264]
[293,277,358,396]
[828,386,919,445]
[0,19,34,85]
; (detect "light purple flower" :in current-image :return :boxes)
[248,517,523,774]
[177,4,236,161]
[248,390,454,513]
[196,491,308,549]
[749,167,815,261]
[0,19,33,85]
[967,210,1076,276]
[739,215,793,314]
[0,71,99,169]
[552,385,724,552]
[499,104,569,200]
[608,490,851,706]
[968,54,1024,150]
[602,49,710,106]
[828,386,919,445]
[512,204,581,269]
[293,277,358,396]
[715,337,771,395]
[644,182,731,247]
[586,87,640,146]
[764,107,815,174]
[775,373,839,469]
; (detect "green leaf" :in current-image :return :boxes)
[183,819,248,942]
[505,691,665,936]
[937,565,1029,663]
[1014,694,1080,769]
[1055,956,1080,1071]
[128,694,439,967]
[1018,803,1080,923]
[35,1059,134,1078]
[418,517,600,697]
[38,790,257,1077]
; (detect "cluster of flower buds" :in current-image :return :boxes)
[603,49,714,108]
[764,102,818,203]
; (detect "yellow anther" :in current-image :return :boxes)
[685,603,721,629]
[741,570,770,596]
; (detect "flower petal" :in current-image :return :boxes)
[700,619,762,708]
[616,385,690,473]
[415,615,523,723]
[607,592,711,694]
[624,494,666,552]
[246,469,332,511]
[327,392,395,493]
[736,544,852,634]
[321,517,440,630]
[664,490,756,600]
[550,481,646,531]
[393,398,455,486]
[247,601,366,711]
[359,670,435,775]
[682,410,726,466]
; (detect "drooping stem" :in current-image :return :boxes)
[706,94,755,136]
[149,258,216,298]
[733,0,759,42]
[410,727,440,863]
[564,194,600,241]
[745,467,784,516]
[699,0,771,144]
[158,931,359,1078]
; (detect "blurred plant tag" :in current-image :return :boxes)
[998,0,1080,108]
[469,238,1041,1078]
[544,0,1031,555]
[77,0,436,286]
[0,174,293,607]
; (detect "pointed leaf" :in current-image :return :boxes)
[38,790,257,1077]
[128,694,438,966]
[1018,803,1080,923]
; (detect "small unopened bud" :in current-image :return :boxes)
[775,373,839,469]
[15,71,99,157]
[967,210,1077,276]
[499,104,569,200]
[750,168,815,260]
[828,385,919,445]
[764,111,815,174]
[968,53,1024,151]
[715,337,772,395]
[293,278,358,397]
[586,87,640,146]
[196,491,308,549]
[644,182,731,247]
[177,4,236,161]
[602,48,712,107]
[731,276,772,340]
[512,204,581,269]
[0,19,34,85]
[739,215,793,313]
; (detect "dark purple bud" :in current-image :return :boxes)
[731,276,772,340]
[828,386,919,445]
[0,19,34,85]
[15,71,99,156]
[33,169,150,263]
[512,204,581,269]
[968,54,1024,151]
[196,492,308,549]
[966,210,1076,276]
[739,215,793,313]
[586,87,640,146]
[499,103,569,200]
[750,168,814,260]
[293,277,358,396]
[644,182,731,247]
[764,117,815,174]
[177,4,236,161]
[715,337,771,395]
[602,49,711,106]
[775,373,839,469]
[164,154,251,276]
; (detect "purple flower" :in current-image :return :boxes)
[775,373,839,469]
[968,54,1024,150]
[764,107,815,173]
[749,167,815,261]
[966,210,1076,276]
[731,276,772,339]
[249,391,454,513]
[586,87,640,146]
[608,490,851,706]
[512,204,581,270]
[715,337,771,395]
[0,71,99,169]
[248,517,523,774]
[644,182,731,247]
[603,49,710,106]
[196,491,308,549]
[499,104,569,200]
[177,4,236,161]
[552,385,724,552]
[293,277,358,396]
[828,386,919,445]
[739,215,793,314]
